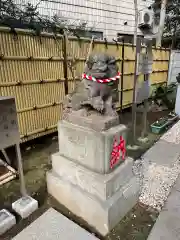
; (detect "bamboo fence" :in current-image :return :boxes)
[0,27,170,141]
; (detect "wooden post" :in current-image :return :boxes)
[156,0,167,46]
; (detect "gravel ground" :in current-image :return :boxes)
[161,120,180,144]
[133,121,180,212]
[139,159,180,211]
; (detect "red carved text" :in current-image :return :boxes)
[110,136,126,169]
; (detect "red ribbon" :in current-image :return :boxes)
[110,136,126,169]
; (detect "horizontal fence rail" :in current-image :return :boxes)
[0,27,170,141]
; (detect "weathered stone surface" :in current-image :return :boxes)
[85,53,118,79]
[13,208,98,240]
[52,153,134,200]
[47,170,140,236]
[63,53,119,117]
[63,110,119,132]
[58,121,127,174]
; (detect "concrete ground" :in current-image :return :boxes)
[147,176,180,240]
[0,109,170,240]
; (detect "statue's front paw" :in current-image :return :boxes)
[95,103,104,112]
[104,107,118,116]
[92,98,104,112]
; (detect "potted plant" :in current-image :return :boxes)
[151,111,178,134]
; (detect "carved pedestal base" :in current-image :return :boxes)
[47,119,140,236]
[58,120,127,174]
[47,155,139,236]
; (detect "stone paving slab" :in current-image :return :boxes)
[147,176,180,240]
[13,208,99,240]
[142,139,180,167]
[174,176,180,192]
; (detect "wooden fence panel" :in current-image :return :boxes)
[0,29,65,141]
[0,32,63,57]
[0,28,170,141]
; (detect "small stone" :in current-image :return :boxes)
[12,196,38,219]
[26,146,31,151]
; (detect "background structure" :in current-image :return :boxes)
[0,27,170,141]
[13,0,154,40]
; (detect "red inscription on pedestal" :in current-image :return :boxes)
[110,136,126,169]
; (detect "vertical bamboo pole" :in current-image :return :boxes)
[63,31,68,95]
[120,39,125,112]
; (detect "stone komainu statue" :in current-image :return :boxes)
[63,53,120,116]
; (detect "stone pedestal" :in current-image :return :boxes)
[58,120,127,174]
[47,118,139,236]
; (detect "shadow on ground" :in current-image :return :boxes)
[0,109,169,240]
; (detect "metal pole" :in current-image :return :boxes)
[156,0,167,46]
[2,149,11,165]
[15,144,27,196]
[129,1,141,147]
[133,0,138,46]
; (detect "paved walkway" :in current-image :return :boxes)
[13,208,99,240]
[148,176,180,240]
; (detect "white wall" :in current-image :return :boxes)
[168,50,180,85]
[15,0,154,39]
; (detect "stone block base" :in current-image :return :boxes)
[12,196,38,219]
[63,110,119,132]
[47,170,139,236]
[0,209,16,235]
[58,120,127,174]
[52,153,134,201]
